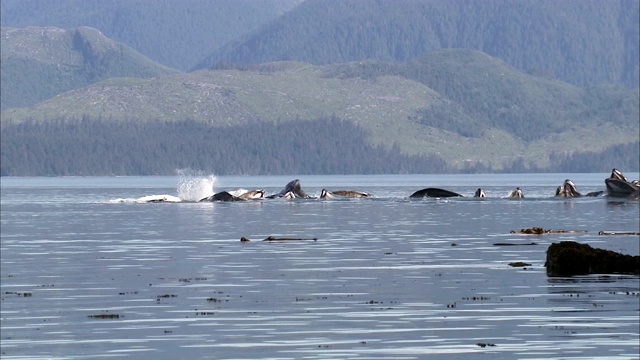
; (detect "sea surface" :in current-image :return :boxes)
[1,173,639,360]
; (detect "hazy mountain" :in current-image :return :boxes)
[3,50,637,173]
[0,0,304,71]
[197,0,640,88]
[1,26,180,109]
[1,0,637,175]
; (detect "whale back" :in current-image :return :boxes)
[410,188,462,198]
[199,191,239,202]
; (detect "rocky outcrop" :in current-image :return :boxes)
[545,241,640,276]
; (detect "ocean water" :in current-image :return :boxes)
[1,173,639,360]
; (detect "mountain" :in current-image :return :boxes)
[0,26,180,110]
[196,0,640,88]
[0,0,303,71]
[3,50,638,174]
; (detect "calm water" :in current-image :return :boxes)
[1,173,639,360]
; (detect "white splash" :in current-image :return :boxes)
[107,194,182,203]
[176,170,217,202]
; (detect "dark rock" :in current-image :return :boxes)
[545,241,640,276]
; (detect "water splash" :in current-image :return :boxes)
[176,170,216,201]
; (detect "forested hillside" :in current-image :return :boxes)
[2,117,637,176]
[0,117,449,176]
[2,50,638,175]
[0,26,180,109]
[198,0,640,88]
[0,0,302,71]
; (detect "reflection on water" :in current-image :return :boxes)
[1,175,638,359]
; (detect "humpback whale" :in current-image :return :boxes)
[410,188,463,198]
[266,179,310,199]
[555,179,603,197]
[474,188,486,198]
[555,179,581,197]
[199,191,241,202]
[605,169,640,198]
[199,189,265,202]
[320,189,372,199]
[508,187,524,198]
[237,189,265,200]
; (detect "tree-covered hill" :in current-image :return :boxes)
[197,0,640,88]
[0,0,302,71]
[0,26,181,110]
[0,117,450,176]
[3,50,638,173]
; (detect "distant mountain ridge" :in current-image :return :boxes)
[0,26,180,109]
[197,0,640,88]
[0,0,303,71]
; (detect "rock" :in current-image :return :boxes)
[545,241,640,276]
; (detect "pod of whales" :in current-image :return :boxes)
[137,168,638,202]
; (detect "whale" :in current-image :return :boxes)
[320,189,372,199]
[555,179,603,197]
[266,179,310,199]
[508,187,524,198]
[199,189,265,202]
[474,188,486,198]
[605,168,640,198]
[555,179,581,197]
[410,188,462,198]
[199,191,241,202]
[237,189,265,200]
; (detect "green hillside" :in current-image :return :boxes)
[0,26,181,109]
[198,0,639,88]
[3,50,638,173]
[0,0,303,71]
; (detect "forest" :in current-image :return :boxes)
[2,117,637,176]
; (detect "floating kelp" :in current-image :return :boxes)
[511,227,587,234]
[545,241,640,276]
[509,262,532,267]
[598,231,640,236]
[88,313,120,319]
[493,242,537,246]
[241,236,318,242]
